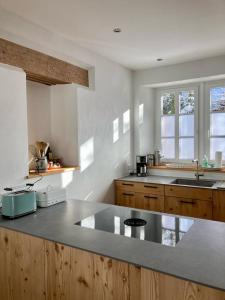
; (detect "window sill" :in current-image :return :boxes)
[27,166,80,179]
[148,164,225,173]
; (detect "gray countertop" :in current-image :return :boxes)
[117,175,225,189]
[0,199,225,292]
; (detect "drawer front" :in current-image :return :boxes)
[115,180,136,192]
[135,182,164,195]
[116,189,135,208]
[165,196,212,219]
[135,193,164,212]
[213,190,225,222]
[165,185,212,201]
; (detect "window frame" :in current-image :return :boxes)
[156,86,199,163]
[205,80,225,161]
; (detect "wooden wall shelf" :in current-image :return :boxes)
[27,166,80,179]
[149,165,225,173]
[0,38,89,87]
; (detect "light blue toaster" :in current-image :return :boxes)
[2,190,37,218]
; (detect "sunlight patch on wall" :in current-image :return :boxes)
[61,171,73,188]
[139,103,144,124]
[80,137,94,172]
[113,118,119,143]
[123,109,130,134]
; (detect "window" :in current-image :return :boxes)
[209,86,225,160]
[159,87,197,161]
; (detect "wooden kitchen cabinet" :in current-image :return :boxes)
[115,180,164,211]
[116,180,136,192]
[115,180,225,221]
[165,185,213,219]
[134,182,164,195]
[116,189,135,207]
[135,193,164,212]
[213,190,225,222]
[165,185,212,201]
[165,196,212,219]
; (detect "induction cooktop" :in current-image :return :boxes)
[75,206,194,247]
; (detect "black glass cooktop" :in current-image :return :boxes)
[75,206,194,247]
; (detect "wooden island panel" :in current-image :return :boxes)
[0,227,225,300]
[0,228,46,300]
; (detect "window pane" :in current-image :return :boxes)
[211,113,225,136]
[162,216,175,230]
[179,138,194,159]
[161,116,175,137]
[180,218,194,232]
[161,138,175,159]
[179,115,194,136]
[210,87,225,112]
[179,90,195,114]
[210,138,225,160]
[161,92,175,115]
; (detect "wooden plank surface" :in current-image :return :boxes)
[27,166,80,178]
[93,255,113,300]
[149,165,225,173]
[0,228,46,300]
[70,247,94,300]
[1,227,225,300]
[0,37,89,86]
[45,241,71,300]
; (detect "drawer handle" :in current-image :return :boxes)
[144,185,158,189]
[122,183,134,186]
[122,193,134,196]
[144,196,158,199]
[179,200,196,205]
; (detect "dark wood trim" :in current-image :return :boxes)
[0,37,89,86]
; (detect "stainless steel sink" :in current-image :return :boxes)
[171,178,217,187]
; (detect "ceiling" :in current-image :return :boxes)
[1,0,225,70]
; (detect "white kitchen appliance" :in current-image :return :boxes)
[36,187,67,207]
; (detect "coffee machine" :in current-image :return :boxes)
[136,155,148,177]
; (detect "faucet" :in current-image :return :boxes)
[192,159,204,181]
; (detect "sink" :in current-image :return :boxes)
[171,178,217,187]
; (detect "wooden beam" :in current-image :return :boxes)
[0,37,89,87]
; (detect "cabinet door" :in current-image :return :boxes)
[135,193,164,212]
[116,189,135,208]
[213,190,225,222]
[135,183,164,195]
[165,185,212,201]
[115,180,136,192]
[165,196,212,219]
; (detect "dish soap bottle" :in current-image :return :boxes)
[202,155,209,168]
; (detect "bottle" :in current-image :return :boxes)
[202,155,208,168]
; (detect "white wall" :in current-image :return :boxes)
[134,55,225,87]
[0,64,28,190]
[27,80,51,145]
[0,9,133,204]
[50,84,79,166]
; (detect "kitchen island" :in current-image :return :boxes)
[1,199,225,299]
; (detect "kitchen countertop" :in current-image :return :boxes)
[0,199,225,292]
[117,175,225,189]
